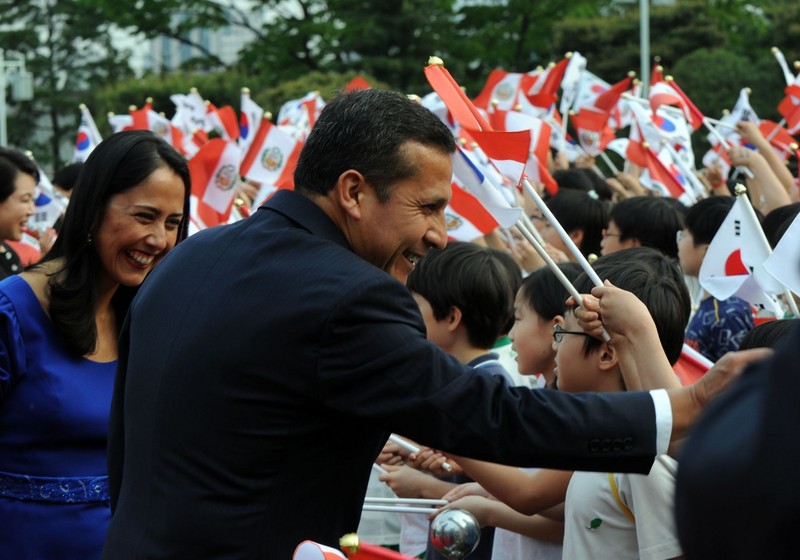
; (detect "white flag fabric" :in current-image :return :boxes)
[700,196,783,315]
[240,119,302,188]
[188,139,242,230]
[72,105,103,163]
[763,213,800,298]
[452,147,521,229]
[238,90,264,156]
[28,168,68,235]
[293,540,346,560]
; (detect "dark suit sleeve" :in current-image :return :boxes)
[107,311,131,512]
[315,275,659,474]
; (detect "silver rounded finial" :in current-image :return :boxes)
[429,509,481,559]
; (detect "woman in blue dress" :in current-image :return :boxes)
[0,131,191,559]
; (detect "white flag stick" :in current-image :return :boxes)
[660,140,704,201]
[733,184,800,317]
[764,118,787,143]
[703,117,737,132]
[362,505,436,514]
[520,210,546,245]
[372,463,388,475]
[364,497,448,506]
[388,434,452,472]
[771,47,796,87]
[520,178,603,287]
[599,150,620,175]
[513,216,611,342]
[702,117,754,179]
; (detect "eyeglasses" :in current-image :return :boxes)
[552,324,594,343]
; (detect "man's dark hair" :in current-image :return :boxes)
[545,189,610,257]
[610,196,685,258]
[407,242,517,349]
[569,247,690,365]
[684,196,735,246]
[550,169,612,201]
[294,89,456,202]
[0,148,39,203]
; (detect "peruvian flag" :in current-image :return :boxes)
[445,182,500,241]
[344,76,372,91]
[463,127,531,185]
[472,69,528,112]
[570,107,614,156]
[294,540,347,559]
[129,102,187,155]
[188,139,242,230]
[239,89,264,156]
[73,104,103,163]
[759,119,798,161]
[487,109,552,176]
[206,103,240,142]
[777,84,800,135]
[699,196,784,316]
[641,146,687,199]
[452,146,522,229]
[524,56,570,110]
[240,118,302,189]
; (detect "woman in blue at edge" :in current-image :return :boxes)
[0,131,190,559]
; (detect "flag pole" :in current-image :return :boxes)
[364,498,447,506]
[771,47,796,87]
[733,184,800,317]
[659,140,704,201]
[764,118,787,143]
[388,435,452,472]
[701,117,755,179]
[598,150,620,175]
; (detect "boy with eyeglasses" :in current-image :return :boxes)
[555,247,690,560]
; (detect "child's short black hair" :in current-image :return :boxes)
[762,202,800,248]
[519,262,583,321]
[609,196,685,258]
[545,189,610,257]
[568,247,690,365]
[738,319,797,350]
[407,242,518,349]
[684,196,735,246]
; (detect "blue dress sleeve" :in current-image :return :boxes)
[0,290,27,402]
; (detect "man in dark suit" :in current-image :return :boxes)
[675,321,800,559]
[103,89,749,559]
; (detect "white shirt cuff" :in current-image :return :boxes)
[649,389,672,456]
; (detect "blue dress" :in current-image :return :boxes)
[0,275,115,559]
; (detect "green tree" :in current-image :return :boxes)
[0,0,133,171]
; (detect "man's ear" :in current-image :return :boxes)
[598,341,619,371]
[335,169,368,219]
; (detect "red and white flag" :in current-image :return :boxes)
[777,84,800,135]
[699,196,784,315]
[524,57,569,110]
[188,139,242,230]
[649,79,704,130]
[240,118,302,190]
[445,182,500,242]
[570,107,614,156]
[206,103,240,142]
[473,69,528,112]
[277,91,325,141]
[129,102,187,155]
[293,540,347,560]
[673,344,713,385]
[73,104,103,162]
[452,146,521,229]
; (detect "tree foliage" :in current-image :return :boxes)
[3,0,800,171]
[0,0,133,169]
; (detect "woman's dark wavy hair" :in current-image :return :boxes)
[35,131,191,356]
